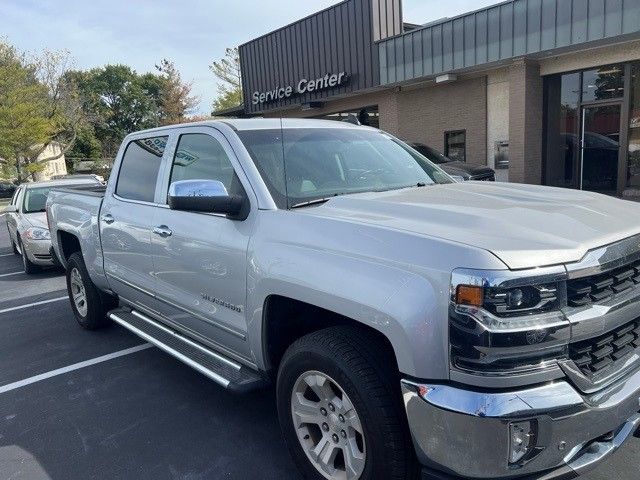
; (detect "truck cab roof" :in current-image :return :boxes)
[126,118,378,137]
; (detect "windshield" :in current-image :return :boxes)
[237,128,452,208]
[23,187,53,213]
[411,144,452,165]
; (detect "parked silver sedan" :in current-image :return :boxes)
[4,177,102,273]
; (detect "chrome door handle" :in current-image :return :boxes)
[101,214,114,224]
[153,225,173,238]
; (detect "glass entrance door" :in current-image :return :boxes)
[580,104,622,193]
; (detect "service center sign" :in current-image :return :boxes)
[251,72,348,105]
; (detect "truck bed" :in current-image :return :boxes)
[47,184,107,288]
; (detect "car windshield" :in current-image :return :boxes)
[237,128,452,208]
[412,144,452,165]
[23,187,54,213]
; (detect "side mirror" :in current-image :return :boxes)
[168,180,247,218]
[450,175,466,183]
[3,205,17,214]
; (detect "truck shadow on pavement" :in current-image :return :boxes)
[0,350,300,480]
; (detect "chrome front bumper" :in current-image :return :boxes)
[403,366,640,479]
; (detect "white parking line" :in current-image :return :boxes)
[0,344,153,394]
[0,253,15,257]
[0,296,68,315]
[0,271,23,278]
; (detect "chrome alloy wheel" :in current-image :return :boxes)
[291,371,366,480]
[70,267,88,317]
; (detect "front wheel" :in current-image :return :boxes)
[19,238,40,274]
[277,326,418,480]
[66,252,116,330]
[9,230,18,255]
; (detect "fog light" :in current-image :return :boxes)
[509,421,534,464]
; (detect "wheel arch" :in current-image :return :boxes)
[57,230,82,265]
[261,295,401,378]
[55,229,110,292]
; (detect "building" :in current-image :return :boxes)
[33,143,68,181]
[235,0,640,196]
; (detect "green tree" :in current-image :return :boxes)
[210,47,242,113]
[156,59,198,125]
[0,41,82,181]
[67,124,102,158]
[70,65,165,157]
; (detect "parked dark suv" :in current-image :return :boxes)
[409,142,495,181]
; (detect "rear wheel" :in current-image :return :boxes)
[66,252,116,330]
[277,326,418,480]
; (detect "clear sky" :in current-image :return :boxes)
[0,0,501,114]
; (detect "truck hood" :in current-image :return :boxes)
[303,182,640,270]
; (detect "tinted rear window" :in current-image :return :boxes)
[116,136,168,202]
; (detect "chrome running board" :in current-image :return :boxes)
[108,308,266,393]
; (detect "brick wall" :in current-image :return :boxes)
[509,60,543,184]
[392,77,488,166]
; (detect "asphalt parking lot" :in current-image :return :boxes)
[0,219,638,480]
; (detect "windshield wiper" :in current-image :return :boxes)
[290,197,332,209]
[376,182,430,193]
[290,183,429,208]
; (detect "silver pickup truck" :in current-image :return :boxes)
[47,119,640,480]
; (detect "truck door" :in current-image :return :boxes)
[150,126,255,360]
[100,135,169,311]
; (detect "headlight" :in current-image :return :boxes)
[450,267,570,375]
[452,268,568,330]
[25,227,51,241]
[484,284,559,316]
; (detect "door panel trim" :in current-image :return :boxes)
[112,193,166,208]
[119,296,257,369]
[107,271,247,340]
[106,271,156,298]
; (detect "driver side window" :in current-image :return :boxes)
[169,133,244,196]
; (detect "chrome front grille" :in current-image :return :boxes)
[567,258,640,307]
[569,318,640,375]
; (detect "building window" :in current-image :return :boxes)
[581,65,625,103]
[444,130,466,162]
[544,63,627,193]
[628,63,640,188]
[544,72,581,189]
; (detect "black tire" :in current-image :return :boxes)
[277,326,418,480]
[10,236,18,255]
[66,252,116,330]
[19,238,40,274]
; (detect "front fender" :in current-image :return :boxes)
[246,243,455,380]
[245,211,507,379]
